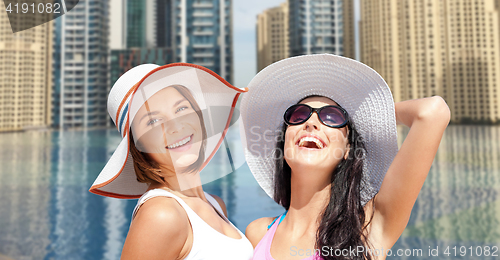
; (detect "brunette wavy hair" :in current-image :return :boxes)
[129,85,208,185]
[274,96,373,260]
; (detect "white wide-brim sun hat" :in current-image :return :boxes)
[90,63,246,199]
[240,54,399,205]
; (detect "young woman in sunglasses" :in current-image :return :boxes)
[240,54,450,260]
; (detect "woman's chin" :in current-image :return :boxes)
[174,154,199,168]
[293,149,327,162]
[170,140,202,169]
[287,153,338,172]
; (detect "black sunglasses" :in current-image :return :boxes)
[284,104,349,128]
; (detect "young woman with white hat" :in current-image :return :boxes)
[240,54,450,259]
[89,63,253,260]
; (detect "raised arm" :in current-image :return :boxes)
[370,96,450,246]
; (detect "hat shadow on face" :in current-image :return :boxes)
[129,85,208,185]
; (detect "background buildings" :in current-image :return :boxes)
[257,0,355,71]
[110,0,233,84]
[52,0,110,129]
[256,2,289,71]
[360,0,500,123]
[110,48,173,88]
[0,0,53,132]
[289,0,354,58]
[172,0,233,81]
[2,0,500,132]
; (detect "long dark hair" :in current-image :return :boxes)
[274,96,372,260]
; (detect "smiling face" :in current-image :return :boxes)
[283,96,350,174]
[130,86,204,172]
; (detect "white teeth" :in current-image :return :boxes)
[167,135,192,149]
[298,136,324,149]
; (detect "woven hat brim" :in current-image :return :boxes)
[89,133,148,198]
[240,54,398,205]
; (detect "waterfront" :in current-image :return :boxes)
[0,124,499,259]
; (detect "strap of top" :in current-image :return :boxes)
[133,189,192,219]
[203,193,227,220]
[267,211,287,230]
[132,189,226,221]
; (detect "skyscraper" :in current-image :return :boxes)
[110,0,232,82]
[288,0,355,59]
[110,48,173,86]
[53,0,110,129]
[126,0,157,48]
[109,0,173,89]
[360,0,500,123]
[173,0,233,82]
[126,0,147,48]
[256,2,289,72]
[156,0,173,48]
[0,0,53,132]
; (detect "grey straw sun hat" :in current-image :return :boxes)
[239,54,399,205]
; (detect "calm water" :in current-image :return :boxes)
[0,125,499,260]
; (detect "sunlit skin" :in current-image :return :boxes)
[122,86,243,260]
[130,87,203,172]
[246,96,451,260]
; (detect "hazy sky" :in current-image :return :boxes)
[233,0,361,88]
[232,0,285,88]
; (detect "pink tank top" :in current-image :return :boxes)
[253,214,322,260]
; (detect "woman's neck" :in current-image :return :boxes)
[284,169,332,234]
[148,170,206,200]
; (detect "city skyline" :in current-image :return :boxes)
[256,0,356,71]
[110,0,233,83]
[2,0,500,131]
[360,0,500,123]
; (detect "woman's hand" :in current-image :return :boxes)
[369,96,450,248]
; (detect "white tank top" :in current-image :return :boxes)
[132,189,254,260]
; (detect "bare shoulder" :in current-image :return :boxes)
[209,193,228,217]
[121,197,190,260]
[134,196,188,226]
[245,217,276,248]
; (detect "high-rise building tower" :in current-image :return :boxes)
[173,0,233,83]
[156,0,173,48]
[0,0,53,132]
[53,0,110,129]
[360,0,500,123]
[110,0,232,83]
[126,0,157,48]
[288,0,355,59]
[256,2,289,72]
[109,0,173,88]
[111,0,170,49]
[126,0,147,48]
